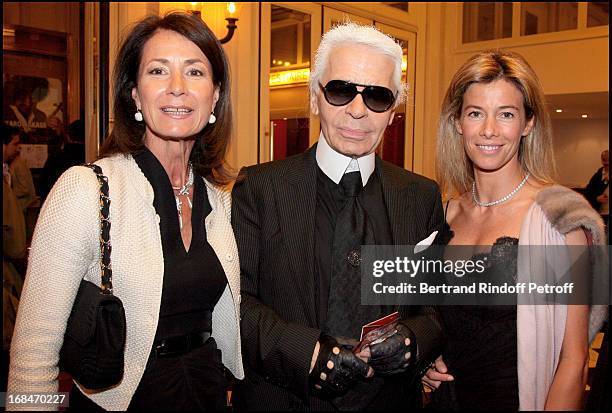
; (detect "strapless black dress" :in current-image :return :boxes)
[428,236,520,411]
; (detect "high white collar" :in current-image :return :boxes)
[315,131,375,186]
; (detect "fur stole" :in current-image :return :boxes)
[535,185,606,245]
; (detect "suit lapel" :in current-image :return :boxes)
[274,147,318,325]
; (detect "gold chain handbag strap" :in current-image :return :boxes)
[82,163,113,295]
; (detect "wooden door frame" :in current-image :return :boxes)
[259,2,322,163]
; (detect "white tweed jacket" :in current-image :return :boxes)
[7,154,244,411]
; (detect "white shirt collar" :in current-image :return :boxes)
[315,131,375,186]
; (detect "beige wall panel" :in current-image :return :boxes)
[419,2,447,181]
[509,38,608,95]
[446,36,609,96]
[222,3,260,173]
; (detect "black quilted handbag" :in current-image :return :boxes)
[59,163,126,389]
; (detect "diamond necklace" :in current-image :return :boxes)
[172,163,194,229]
[472,172,530,207]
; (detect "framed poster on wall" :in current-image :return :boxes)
[3,74,64,144]
[3,25,68,168]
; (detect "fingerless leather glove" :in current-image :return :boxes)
[309,334,369,398]
[369,322,415,375]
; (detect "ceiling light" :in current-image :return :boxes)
[555,109,562,113]
[581,114,588,118]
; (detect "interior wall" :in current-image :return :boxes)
[419,2,447,180]
[440,5,609,96]
[220,3,260,174]
[445,36,609,96]
[551,118,609,188]
[6,2,608,182]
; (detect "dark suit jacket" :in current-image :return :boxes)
[584,166,608,212]
[231,145,446,410]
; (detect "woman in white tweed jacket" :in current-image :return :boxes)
[8,13,243,411]
[424,50,606,410]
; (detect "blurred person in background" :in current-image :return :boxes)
[7,138,38,215]
[585,149,609,236]
[40,119,86,200]
[3,125,27,389]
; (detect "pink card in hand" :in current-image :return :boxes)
[353,312,400,354]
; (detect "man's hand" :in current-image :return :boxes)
[368,322,414,375]
[309,335,372,398]
[422,355,454,390]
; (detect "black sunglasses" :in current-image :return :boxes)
[318,80,397,113]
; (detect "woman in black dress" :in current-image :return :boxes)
[423,50,606,410]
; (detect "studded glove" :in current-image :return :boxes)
[368,322,415,375]
[309,334,370,398]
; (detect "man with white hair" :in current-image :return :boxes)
[232,23,445,410]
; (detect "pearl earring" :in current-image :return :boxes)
[208,113,216,124]
[134,110,143,122]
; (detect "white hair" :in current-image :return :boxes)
[309,21,407,107]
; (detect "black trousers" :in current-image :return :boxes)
[68,338,227,411]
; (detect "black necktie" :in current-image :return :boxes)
[325,171,375,339]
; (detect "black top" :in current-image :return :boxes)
[431,235,520,411]
[314,166,393,333]
[133,148,227,340]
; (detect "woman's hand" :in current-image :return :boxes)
[422,356,454,390]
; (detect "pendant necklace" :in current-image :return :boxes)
[472,172,530,207]
[172,163,194,230]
